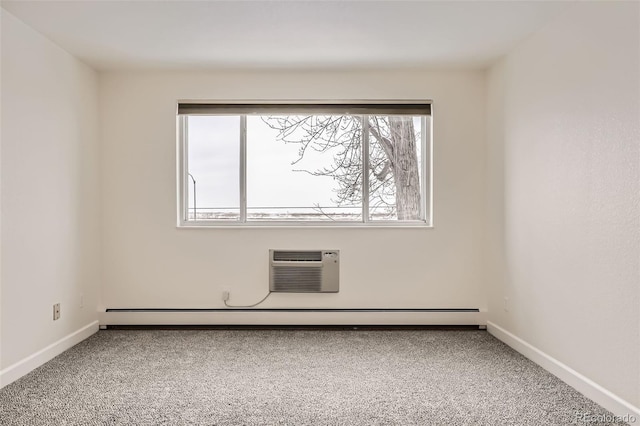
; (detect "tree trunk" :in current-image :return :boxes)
[389,117,421,220]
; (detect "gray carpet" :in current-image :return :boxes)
[0,329,629,425]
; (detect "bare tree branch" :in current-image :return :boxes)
[262,113,421,220]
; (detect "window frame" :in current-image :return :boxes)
[177,101,433,228]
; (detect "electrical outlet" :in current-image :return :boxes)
[80,294,84,309]
[53,303,61,320]
[503,297,510,312]
[222,291,230,302]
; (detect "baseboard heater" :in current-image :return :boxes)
[101,308,485,327]
[106,308,479,313]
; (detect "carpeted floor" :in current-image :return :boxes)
[0,328,629,425]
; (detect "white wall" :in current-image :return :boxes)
[0,11,101,379]
[2,0,637,414]
[486,1,639,410]
[99,70,487,314]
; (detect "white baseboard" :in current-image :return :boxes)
[0,321,99,389]
[487,321,640,422]
[100,310,487,326]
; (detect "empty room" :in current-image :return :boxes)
[0,0,638,424]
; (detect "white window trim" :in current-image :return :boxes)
[177,101,433,228]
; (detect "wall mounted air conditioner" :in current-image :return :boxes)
[269,250,339,293]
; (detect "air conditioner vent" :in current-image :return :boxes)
[270,249,339,293]
[272,250,323,262]
[271,266,322,292]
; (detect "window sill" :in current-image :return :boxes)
[177,221,433,229]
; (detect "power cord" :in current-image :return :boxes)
[223,291,272,308]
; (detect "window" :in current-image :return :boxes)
[177,102,431,226]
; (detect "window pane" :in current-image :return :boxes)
[247,115,362,221]
[186,116,240,220]
[368,115,423,221]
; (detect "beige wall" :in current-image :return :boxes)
[99,70,488,313]
[5,1,637,412]
[1,11,101,370]
[486,2,639,407]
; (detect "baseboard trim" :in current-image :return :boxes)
[487,321,640,421]
[0,321,99,389]
[100,309,487,326]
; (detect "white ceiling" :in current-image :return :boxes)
[1,0,568,71]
